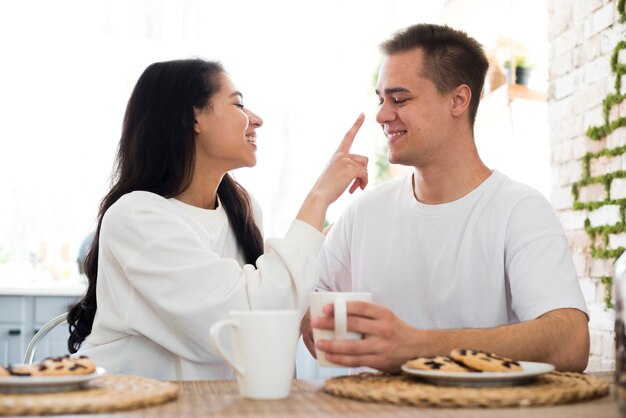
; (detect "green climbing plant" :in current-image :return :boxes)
[571,2,626,309]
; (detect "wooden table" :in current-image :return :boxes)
[69,373,620,418]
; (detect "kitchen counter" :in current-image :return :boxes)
[0,279,87,296]
[0,262,87,297]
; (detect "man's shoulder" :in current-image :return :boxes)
[489,171,548,208]
[357,176,407,204]
[488,172,563,234]
[329,176,407,228]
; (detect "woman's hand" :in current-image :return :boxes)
[296,114,369,231]
[312,113,369,204]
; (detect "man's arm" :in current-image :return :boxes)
[311,301,589,372]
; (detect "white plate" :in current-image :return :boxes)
[401,361,554,387]
[0,366,106,393]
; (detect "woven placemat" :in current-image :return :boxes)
[323,372,609,408]
[0,374,179,416]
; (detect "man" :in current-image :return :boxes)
[302,23,589,372]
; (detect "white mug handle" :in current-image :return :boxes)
[334,297,347,339]
[209,319,245,376]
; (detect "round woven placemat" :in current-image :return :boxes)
[0,374,179,416]
[323,372,609,408]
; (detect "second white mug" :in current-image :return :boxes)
[309,291,373,367]
[209,310,300,400]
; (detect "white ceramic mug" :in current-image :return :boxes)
[209,310,300,400]
[309,291,373,367]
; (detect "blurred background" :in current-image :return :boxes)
[0,0,550,282]
[0,0,553,377]
[0,0,555,374]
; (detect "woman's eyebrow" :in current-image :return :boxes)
[230,91,243,99]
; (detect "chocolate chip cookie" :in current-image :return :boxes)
[0,355,97,377]
[35,355,96,376]
[404,355,473,372]
[450,349,522,372]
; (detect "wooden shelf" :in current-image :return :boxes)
[507,83,547,102]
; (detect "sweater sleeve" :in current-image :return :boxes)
[95,194,323,363]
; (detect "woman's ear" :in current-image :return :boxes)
[451,84,471,118]
[194,118,202,134]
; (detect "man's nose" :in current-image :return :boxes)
[376,101,395,124]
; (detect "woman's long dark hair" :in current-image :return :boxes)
[68,59,264,353]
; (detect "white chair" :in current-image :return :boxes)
[23,312,68,365]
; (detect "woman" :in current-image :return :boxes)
[67,59,368,380]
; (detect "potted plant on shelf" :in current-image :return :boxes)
[504,56,533,86]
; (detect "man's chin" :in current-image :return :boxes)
[388,154,409,166]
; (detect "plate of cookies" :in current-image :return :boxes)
[0,355,105,393]
[401,349,554,387]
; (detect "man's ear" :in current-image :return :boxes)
[451,84,471,118]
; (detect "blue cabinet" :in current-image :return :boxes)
[0,323,25,365]
[0,295,77,364]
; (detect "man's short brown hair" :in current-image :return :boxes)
[380,23,489,127]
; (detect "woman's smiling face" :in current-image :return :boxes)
[194,72,263,174]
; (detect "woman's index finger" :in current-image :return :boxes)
[336,113,365,153]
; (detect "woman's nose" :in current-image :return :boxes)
[247,109,263,128]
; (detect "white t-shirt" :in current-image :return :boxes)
[80,191,323,380]
[319,171,588,329]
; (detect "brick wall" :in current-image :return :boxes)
[548,0,626,371]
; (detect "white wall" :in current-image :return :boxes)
[0,0,444,270]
